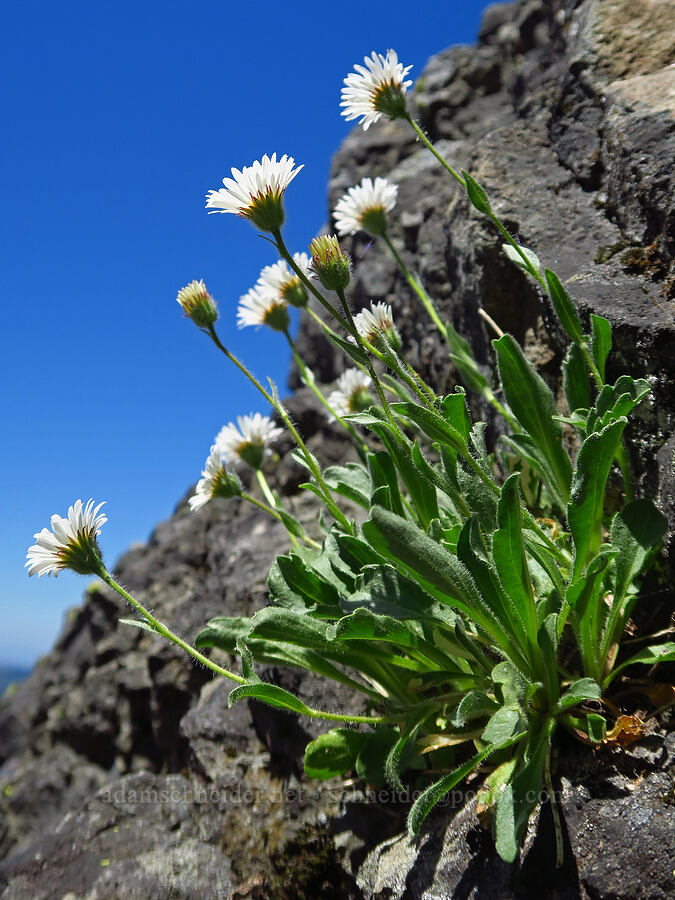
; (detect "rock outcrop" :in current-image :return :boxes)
[1,1,673,897]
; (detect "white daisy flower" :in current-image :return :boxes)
[257,252,312,308]
[215,414,284,470]
[189,446,241,511]
[334,177,398,237]
[26,499,107,577]
[205,153,304,232]
[341,50,413,131]
[327,369,374,419]
[237,284,290,332]
[353,301,402,350]
[176,279,218,328]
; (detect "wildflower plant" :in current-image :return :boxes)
[30,47,675,867]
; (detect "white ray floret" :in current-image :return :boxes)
[215,414,283,469]
[353,302,398,342]
[258,253,312,296]
[334,177,398,236]
[189,446,239,511]
[327,369,373,419]
[341,50,413,131]
[237,284,289,331]
[26,499,107,577]
[205,153,303,230]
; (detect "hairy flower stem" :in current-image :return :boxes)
[241,490,320,550]
[406,115,465,187]
[283,330,369,453]
[544,730,564,868]
[255,470,298,549]
[104,570,392,722]
[272,229,350,332]
[206,325,352,533]
[100,569,247,685]
[335,287,402,439]
[382,232,517,428]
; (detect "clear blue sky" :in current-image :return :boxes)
[1,0,492,667]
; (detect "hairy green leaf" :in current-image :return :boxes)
[304,729,368,779]
[495,335,571,504]
[568,418,627,580]
[590,314,612,381]
[544,270,584,344]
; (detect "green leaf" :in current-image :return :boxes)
[363,507,511,650]
[557,678,601,711]
[444,329,489,393]
[611,499,668,605]
[329,607,422,648]
[325,330,368,366]
[367,451,405,517]
[453,691,500,727]
[304,729,368,779]
[495,725,549,862]
[568,418,627,580]
[356,729,399,788]
[606,642,675,684]
[586,713,607,744]
[390,401,466,453]
[370,423,439,528]
[563,343,591,414]
[408,744,494,837]
[323,462,371,509]
[195,616,252,651]
[591,314,612,381]
[461,170,492,215]
[228,682,313,716]
[385,714,428,791]
[504,244,541,274]
[492,474,537,644]
[544,269,584,344]
[440,392,472,443]
[118,617,161,635]
[495,335,571,504]
[499,434,568,513]
[482,707,523,745]
[271,551,341,612]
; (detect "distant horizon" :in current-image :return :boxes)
[2,0,493,667]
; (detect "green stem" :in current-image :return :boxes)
[256,468,277,508]
[272,229,351,333]
[102,569,246,685]
[335,286,402,436]
[284,330,369,452]
[107,566,392,722]
[240,490,321,550]
[382,232,447,336]
[544,731,564,868]
[406,115,465,187]
[206,325,352,533]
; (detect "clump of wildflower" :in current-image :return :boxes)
[334,177,398,237]
[176,280,218,328]
[205,153,303,232]
[215,414,283,470]
[309,235,351,291]
[341,50,412,131]
[258,253,312,308]
[353,302,402,351]
[237,285,290,332]
[189,446,242,511]
[327,369,374,419]
[26,499,107,577]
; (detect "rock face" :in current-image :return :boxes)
[2,1,674,897]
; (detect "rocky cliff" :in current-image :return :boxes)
[1,2,673,897]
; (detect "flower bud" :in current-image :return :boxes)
[177,280,218,328]
[309,235,351,291]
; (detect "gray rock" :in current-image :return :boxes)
[2,1,674,897]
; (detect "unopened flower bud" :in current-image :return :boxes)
[177,280,218,328]
[309,235,351,291]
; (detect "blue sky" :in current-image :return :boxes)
[1,0,491,667]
